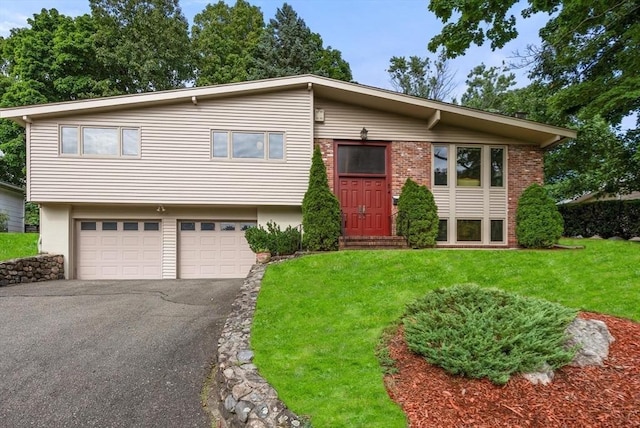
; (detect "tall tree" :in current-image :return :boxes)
[459,63,515,112]
[427,0,640,126]
[248,3,352,81]
[191,0,264,86]
[387,51,456,101]
[90,0,192,92]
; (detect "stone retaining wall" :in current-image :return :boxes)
[216,263,305,427]
[0,254,64,286]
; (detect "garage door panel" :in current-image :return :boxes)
[178,220,255,279]
[76,220,161,280]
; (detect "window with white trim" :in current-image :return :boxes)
[60,126,140,157]
[212,131,285,160]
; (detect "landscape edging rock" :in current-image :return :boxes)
[216,263,304,428]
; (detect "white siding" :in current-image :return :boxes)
[315,99,516,144]
[0,188,24,232]
[489,188,508,217]
[162,218,177,279]
[40,204,72,277]
[28,89,312,205]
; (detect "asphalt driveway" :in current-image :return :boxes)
[0,278,243,428]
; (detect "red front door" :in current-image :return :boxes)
[335,142,390,237]
[339,178,388,236]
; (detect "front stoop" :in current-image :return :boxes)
[339,236,409,250]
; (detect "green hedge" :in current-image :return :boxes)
[559,200,640,239]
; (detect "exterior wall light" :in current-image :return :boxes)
[360,127,368,141]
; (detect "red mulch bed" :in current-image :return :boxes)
[385,312,640,427]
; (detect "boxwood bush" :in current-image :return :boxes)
[244,221,301,255]
[516,183,564,248]
[403,285,577,385]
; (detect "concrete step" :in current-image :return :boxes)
[339,236,409,250]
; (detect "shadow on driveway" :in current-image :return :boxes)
[0,278,243,428]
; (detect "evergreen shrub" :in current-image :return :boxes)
[403,285,577,385]
[244,221,301,255]
[516,183,564,248]
[559,200,640,239]
[302,146,342,251]
[0,212,8,232]
[396,178,439,248]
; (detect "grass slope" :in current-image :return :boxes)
[252,239,640,427]
[0,233,39,261]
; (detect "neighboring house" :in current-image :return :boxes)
[0,75,575,280]
[0,181,25,233]
[564,190,640,205]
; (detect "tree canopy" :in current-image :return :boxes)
[191,0,264,85]
[387,52,455,101]
[428,0,640,126]
[248,3,352,81]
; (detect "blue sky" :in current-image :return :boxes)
[0,0,548,100]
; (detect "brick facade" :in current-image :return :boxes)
[507,145,544,246]
[316,139,545,247]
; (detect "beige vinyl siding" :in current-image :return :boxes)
[162,218,177,279]
[489,188,508,217]
[315,99,519,144]
[433,188,450,217]
[28,89,312,205]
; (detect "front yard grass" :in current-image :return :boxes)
[0,233,38,261]
[251,239,640,427]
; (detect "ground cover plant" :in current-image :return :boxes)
[0,233,38,261]
[251,239,640,427]
[404,285,577,385]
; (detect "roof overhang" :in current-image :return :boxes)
[0,74,576,147]
[0,181,25,195]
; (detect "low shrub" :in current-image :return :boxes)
[244,221,301,256]
[403,285,577,385]
[516,183,564,248]
[0,212,8,232]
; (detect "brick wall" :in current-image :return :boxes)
[507,145,544,246]
[315,139,335,192]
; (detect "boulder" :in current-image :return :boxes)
[565,318,615,367]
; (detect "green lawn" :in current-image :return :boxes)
[252,239,640,427]
[0,233,39,261]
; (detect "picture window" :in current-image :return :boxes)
[212,131,284,160]
[59,126,140,157]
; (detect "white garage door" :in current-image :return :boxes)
[178,220,256,279]
[76,220,162,280]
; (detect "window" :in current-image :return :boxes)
[60,126,140,157]
[490,148,504,187]
[212,131,285,160]
[220,222,236,231]
[436,219,448,241]
[457,219,481,241]
[61,127,79,154]
[180,222,196,231]
[102,222,118,231]
[144,222,160,231]
[240,222,257,231]
[83,128,118,155]
[80,221,96,231]
[201,222,215,231]
[337,145,386,174]
[457,147,482,186]
[123,222,139,231]
[433,146,448,186]
[491,220,504,242]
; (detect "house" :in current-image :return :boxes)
[564,190,640,205]
[0,181,25,233]
[0,75,576,280]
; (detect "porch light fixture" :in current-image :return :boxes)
[360,127,368,141]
